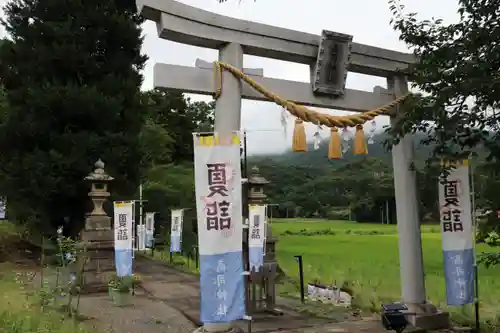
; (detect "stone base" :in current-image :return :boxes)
[80,215,115,294]
[84,215,112,230]
[403,302,450,330]
[408,311,450,331]
[81,263,115,294]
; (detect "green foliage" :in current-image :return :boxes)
[142,163,196,237]
[386,0,500,160]
[107,274,139,293]
[250,132,440,222]
[140,89,214,167]
[0,264,89,333]
[274,219,500,328]
[478,232,500,268]
[0,0,146,235]
[386,0,500,263]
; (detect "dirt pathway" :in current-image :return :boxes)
[134,255,383,333]
[32,263,196,333]
[78,291,195,333]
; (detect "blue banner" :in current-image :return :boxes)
[199,252,245,323]
[146,231,154,248]
[115,249,133,277]
[443,249,474,305]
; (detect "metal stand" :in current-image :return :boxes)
[294,255,305,303]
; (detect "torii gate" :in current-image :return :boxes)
[137,0,449,332]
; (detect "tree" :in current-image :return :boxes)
[386,0,500,160]
[386,0,500,262]
[137,89,214,245]
[141,89,214,165]
[0,0,146,236]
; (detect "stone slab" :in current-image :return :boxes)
[81,270,115,294]
[81,229,114,242]
[85,258,115,272]
[84,241,115,250]
[85,215,112,230]
[410,311,450,331]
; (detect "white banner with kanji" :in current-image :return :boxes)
[0,197,6,219]
[193,132,245,324]
[170,209,184,253]
[248,204,267,271]
[438,160,474,306]
[145,212,155,248]
[113,201,133,277]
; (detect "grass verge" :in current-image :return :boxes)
[0,262,88,333]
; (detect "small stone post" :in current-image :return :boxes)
[80,159,115,293]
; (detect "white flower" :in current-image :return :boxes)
[57,226,63,235]
[28,18,34,25]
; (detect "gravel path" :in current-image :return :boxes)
[78,291,195,333]
[33,265,196,333]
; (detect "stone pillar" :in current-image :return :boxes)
[80,159,115,293]
[388,77,449,329]
[201,42,243,333]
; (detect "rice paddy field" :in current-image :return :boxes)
[271,218,500,327]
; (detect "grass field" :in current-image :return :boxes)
[0,262,88,333]
[271,218,500,326]
[0,221,87,333]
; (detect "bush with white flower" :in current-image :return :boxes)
[479,231,500,268]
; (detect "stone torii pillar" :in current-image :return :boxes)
[207,42,243,333]
[388,77,449,327]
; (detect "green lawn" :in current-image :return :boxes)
[271,218,500,326]
[0,263,88,333]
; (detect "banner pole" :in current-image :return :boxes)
[469,160,480,333]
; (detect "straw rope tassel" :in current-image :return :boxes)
[328,127,342,159]
[212,61,411,157]
[353,125,368,155]
[292,119,307,152]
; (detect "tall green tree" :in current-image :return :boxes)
[141,89,214,164]
[386,0,500,160]
[386,0,500,262]
[0,0,146,235]
[138,89,214,239]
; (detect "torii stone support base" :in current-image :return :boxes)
[137,0,450,331]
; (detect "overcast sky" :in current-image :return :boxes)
[1,0,460,154]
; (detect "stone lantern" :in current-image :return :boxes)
[247,166,269,204]
[246,166,280,313]
[80,159,115,293]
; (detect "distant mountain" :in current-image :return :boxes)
[249,131,433,169]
